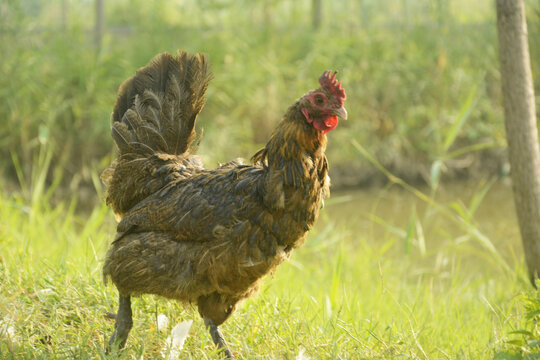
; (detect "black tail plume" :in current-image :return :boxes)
[102,50,211,216]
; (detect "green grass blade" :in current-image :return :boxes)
[405,208,416,254]
[468,179,496,219]
[443,84,477,152]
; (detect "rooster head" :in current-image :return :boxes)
[299,70,348,134]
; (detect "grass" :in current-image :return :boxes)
[0,182,533,359]
[495,285,540,359]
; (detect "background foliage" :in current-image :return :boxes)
[2,0,538,200]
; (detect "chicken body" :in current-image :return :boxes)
[102,50,347,357]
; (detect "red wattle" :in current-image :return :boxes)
[323,115,338,132]
[313,115,338,133]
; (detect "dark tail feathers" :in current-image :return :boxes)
[112,50,211,156]
[102,50,211,216]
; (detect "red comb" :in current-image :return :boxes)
[319,70,346,105]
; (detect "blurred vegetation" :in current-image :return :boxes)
[0,0,539,203]
[2,2,540,357]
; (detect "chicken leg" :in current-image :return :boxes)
[108,294,133,350]
[204,317,234,359]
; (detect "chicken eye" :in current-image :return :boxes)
[314,95,325,105]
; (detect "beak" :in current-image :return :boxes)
[335,106,348,120]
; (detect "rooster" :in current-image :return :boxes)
[102,50,347,358]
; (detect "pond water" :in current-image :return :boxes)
[319,179,522,268]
